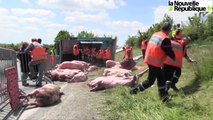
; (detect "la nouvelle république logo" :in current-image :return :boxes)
[168,0,212,12]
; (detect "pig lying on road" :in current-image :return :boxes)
[21,84,64,107]
[88,68,148,91]
[105,60,121,68]
[46,69,88,82]
[57,60,90,71]
[88,76,136,91]
[103,67,132,77]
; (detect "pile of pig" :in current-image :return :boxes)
[46,60,98,82]
[87,60,148,91]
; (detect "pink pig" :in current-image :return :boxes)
[21,84,64,107]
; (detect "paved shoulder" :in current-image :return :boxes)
[19,81,105,120]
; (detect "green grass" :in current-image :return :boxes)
[102,43,213,120]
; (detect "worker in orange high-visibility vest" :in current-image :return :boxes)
[163,36,196,92]
[105,47,111,60]
[104,47,111,66]
[141,37,147,59]
[97,48,104,66]
[130,22,175,102]
[90,46,97,63]
[121,45,136,70]
[73,42,80,60]
[122,45,133,60]
[124,46,133,60]
[174,29,182,40]
[83,45,90,62]
[24,38,48,87]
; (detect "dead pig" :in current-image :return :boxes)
[88,68,148,91]
[21,84,64,107]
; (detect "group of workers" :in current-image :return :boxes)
[73,43,111,66]
[130,22,196,102]
[17,38,48,87]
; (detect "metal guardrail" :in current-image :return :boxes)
[115,48,123,53]
[0,47,17,116]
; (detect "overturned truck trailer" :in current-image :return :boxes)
[57,37,117,63]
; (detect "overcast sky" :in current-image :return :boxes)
[0,0,204,46]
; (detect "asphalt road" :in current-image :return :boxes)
[18,80,105,120]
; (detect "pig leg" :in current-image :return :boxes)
[87,79,101,88]
[87,83,94,88]
[19,94,28,99]
[22,102,39,107]
[27,90,40,98]
[90,81,105,91]
[20,90,39,99]
[90,85,105,91]
[103,70,110,76]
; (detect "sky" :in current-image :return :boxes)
[0,0,210,46]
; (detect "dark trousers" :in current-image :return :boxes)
[91,57,96,63]
[83,55,89,62]
[97,59,104,66]
[139,64,166,94]
[163,64,181,85]
[29,60,46,84]
[142,49,146,59]
[74,55,79,60]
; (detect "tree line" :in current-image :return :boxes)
[126,12,213,48]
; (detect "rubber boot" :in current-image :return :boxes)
[171,83,179,92]
[165,81,172,92]
[129,83,145,94]
[159,89,169,103]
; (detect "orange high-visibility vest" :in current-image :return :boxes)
[177,40,186,55]
[175,31,182,40]
[97,49,104,59]
[73,44,79,56]
[164,40,184,68]
[50,55,54,64]
[124,47,133,59]
[141,39,147,50]
[144,31,169,67]
[105,48,111,60]
[83,46,90,55]
[31,47,48,61]
[91,48,96,57]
